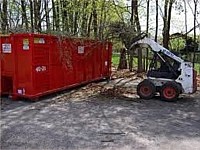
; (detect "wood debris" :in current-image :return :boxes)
[111,68,145,79]
[49,68,142,103]
[100,86,137,98]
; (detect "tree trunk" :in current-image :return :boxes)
[55,0,60,31]
[52,0,56,31]
[62,0,69,32]
[73,0,78,36]
[130,0,134,25]
[102,1,107,40]
[34,0,42,32]
[29,0,34,32]
[81,0,88,36]
[146,0,150,71]
[0,3,1,31]
[34,0,37,32]
[74,11,78,35]
[129,56,133,72]
[87,12,93,37]
[146,0,150,34]
[166,0,173,44]
[92,0,98,39]
[38,0,42,32]
[132,0,143,72]
[118,48,127,70]
[162,0,169,48]
[68,2,74,33]
[129,0,135,71]
[155,0,159,42]
[21,0,28,30]
[44,0,50,31]
[183,0,188,49]
[98,0,106,40]
[133,0,141,33]
[162,0,174,49]
[1,0,8,33]
[193,0,197,42]
[137,49,143,73]
[193,0,198,66]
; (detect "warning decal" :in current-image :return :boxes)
[23,38,29,50]
[34,38,45,44]
[78,46,84,54]
[2,43,12,53]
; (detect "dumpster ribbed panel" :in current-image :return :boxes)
[1,33,112,100]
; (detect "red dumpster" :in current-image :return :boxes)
[0,33,112,100]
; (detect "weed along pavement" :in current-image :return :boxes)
[1,78,200,150]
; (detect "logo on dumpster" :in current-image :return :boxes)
[35,66,47,72]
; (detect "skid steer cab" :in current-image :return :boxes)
[130,35,197,101]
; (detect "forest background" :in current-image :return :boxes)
[0,0,200,73]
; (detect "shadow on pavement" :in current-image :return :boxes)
[1,91,200,149]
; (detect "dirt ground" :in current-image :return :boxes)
[1,77,200,150]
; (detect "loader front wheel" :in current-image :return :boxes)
[137,80,156,100]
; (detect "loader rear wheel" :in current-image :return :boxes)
[137,80,156,100]
[160,82,180,102]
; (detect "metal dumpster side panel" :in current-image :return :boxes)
[1,34,112,100]
[1,35,15,94]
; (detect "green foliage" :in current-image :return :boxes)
[1,0,127,38]
[169,38,185,51]
[112,40,123,53]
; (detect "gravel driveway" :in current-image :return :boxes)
[1,81,200,150]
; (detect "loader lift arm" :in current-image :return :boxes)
[130,37,184,63]
[129,36,185,79]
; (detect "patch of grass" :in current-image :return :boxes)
[112,53,120,66]
[111,53,141,68]
[195,63,200,75]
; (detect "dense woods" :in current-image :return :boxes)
[1,0,126,37]
[0,0,200,72]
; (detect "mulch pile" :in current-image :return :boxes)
[52,68,142,102]
[111,67,146,79]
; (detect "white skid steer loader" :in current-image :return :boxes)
[130,34,197,101]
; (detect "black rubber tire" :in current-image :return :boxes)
[160,82,180,102]
[137,79,156,100]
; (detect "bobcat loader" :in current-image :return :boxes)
[130,35,197,101]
